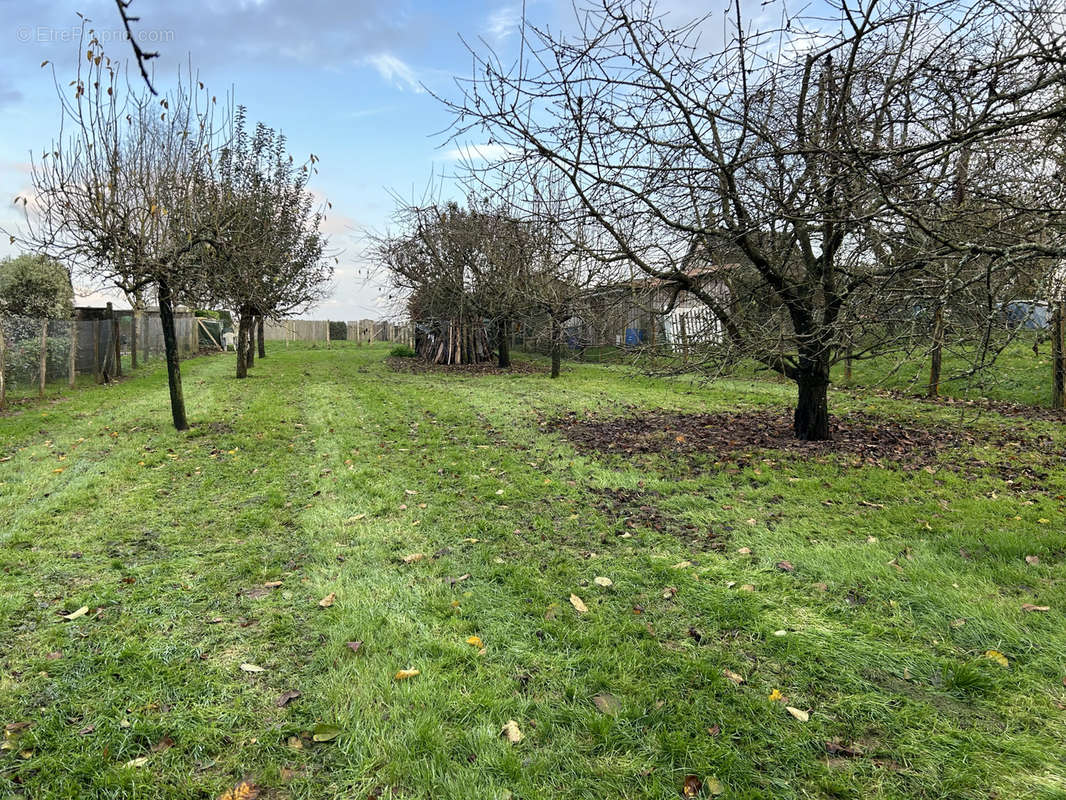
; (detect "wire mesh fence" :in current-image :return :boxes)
[0,307,200,404]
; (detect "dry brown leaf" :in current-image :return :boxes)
[218,779,261,800]
[672,560,693,569]
[776,560,795,572]
[786,706,810,722]
[682,775,702,797]
[593,576,613,588]
[569,594,588,614]
[1021,603,1050,613]
[722,668,745,686]
[500,720,524,744]
[402,553,425,564]
[345,641,362,654]
[318,592,336,608]
[591,692,621,715]
[240,663,265,673]
[277,690,301,707]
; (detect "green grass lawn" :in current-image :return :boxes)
[1,343,1064,799]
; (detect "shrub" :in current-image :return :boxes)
[389,344,416,358]
[328,320,348,341]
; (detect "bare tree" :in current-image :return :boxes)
[446,0,1066,438]
[199,108,332,378]
[6,27,231,430]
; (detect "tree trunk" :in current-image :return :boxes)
[257,316,266,359]
[39,320,48,398]
[157,278,189,431]
[550,317,562,379]
[130,308,140,369]
[1052,301,1065,410]
[928,306,944,398]
[236,312,250,378]
[0,318,7,410]
[110,304,122,378]
[794,354,831,440]
[497,319,511,368]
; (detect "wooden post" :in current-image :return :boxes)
[38,319,48,397]
[1053,301,1065,410]
[0,318,6,409]
[109,303,122,377]
[68,312,77,389]
[92,315,102,383]
[326,320,332,349]
[130,308,139,370]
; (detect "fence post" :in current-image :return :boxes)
[326,320,331,349]
[38,319,48,398]
[68,312,78,389]
[0,318,6,409]
[92,315,102,383]
[1053,301,1065,409]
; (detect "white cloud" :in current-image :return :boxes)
[485,5,523,40]
[364,53,424,93]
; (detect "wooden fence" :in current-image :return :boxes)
[261,319,415,347]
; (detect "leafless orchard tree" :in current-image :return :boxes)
[375,197,535,366]
[445,0,1066,439]
[6,27,231,430]
[199,108,332,378]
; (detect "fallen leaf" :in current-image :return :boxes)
[591,692,621,715]
[825,740,864,757]
[736,547,752,555]
[78,725,94,736]
[738,584,755,592]
[394,669,420,680]
[346,641,362,654]
[318,592,336,608]
[277,690,301,708]
[500,720,524,744]
[62,606,89,621]
[263,581,283,588]
[672,560,692,569]
[786,706,810,722]
[125,756,149,768]
[218,781,261,800]
[776,560,795,572]
[312,723,341,742]
[682,774,702,797]
[707,724,721,736]
[240,663,266,673]
[1021,603,1050,613]
[466,636,483,648]
[722,669,745,686]
[984,650,1009,667]
[705,776,725,796]
[662,586,677,599]
[151,736,175,752]
[593,576,613,588]
[402,553,425,564]
[1025,555,1040,566]
[812,582,828,592]
[569,594,588,614]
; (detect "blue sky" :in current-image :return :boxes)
[0,0,747,318]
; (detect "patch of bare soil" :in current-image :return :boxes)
[850,387,1066,423]
[386,357,543,375]
[590,486,727,550]
[550,408,1056,480]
